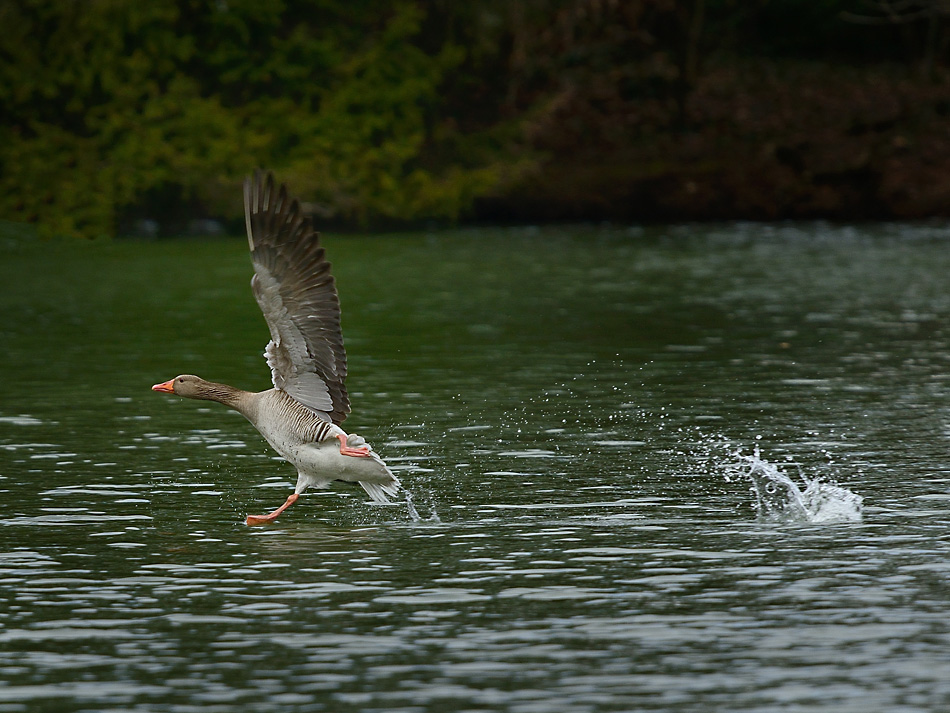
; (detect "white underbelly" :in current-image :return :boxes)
[290,440,394,485]
[251,414,394,490]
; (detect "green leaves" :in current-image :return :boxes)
[0,1,514,237]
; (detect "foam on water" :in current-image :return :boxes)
[724,447,863,524]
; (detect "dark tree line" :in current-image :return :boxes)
[1,0,948,237]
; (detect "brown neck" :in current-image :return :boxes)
[194,380,253,412]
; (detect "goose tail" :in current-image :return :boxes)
[359,475,401,503]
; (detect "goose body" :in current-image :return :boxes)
[152,171,398,524]
[245,388,397,501]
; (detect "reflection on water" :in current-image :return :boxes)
[2,224,950,710]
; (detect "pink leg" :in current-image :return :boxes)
[336,433,371,457]
[246,493,299,526]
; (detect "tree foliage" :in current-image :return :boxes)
[0,1,523,237]
[1,0,948,236]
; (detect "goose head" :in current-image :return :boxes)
[152,374,235,402]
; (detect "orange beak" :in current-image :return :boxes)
[151,379,176,394]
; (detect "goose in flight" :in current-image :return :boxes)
[152,170,398,525]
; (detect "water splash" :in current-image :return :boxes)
[400,490,441,524]
[724,448,863,524]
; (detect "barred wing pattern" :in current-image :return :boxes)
[243,170,350,425]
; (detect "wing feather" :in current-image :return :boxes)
[244,170,350,424]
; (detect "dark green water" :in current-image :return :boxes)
[2,224,950,711]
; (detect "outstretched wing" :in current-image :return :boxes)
[244,170,349,424]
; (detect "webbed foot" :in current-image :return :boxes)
[336,433,372,458]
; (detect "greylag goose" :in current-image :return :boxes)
[152,170,399,525]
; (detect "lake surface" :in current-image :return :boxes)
[2,223,950,711]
